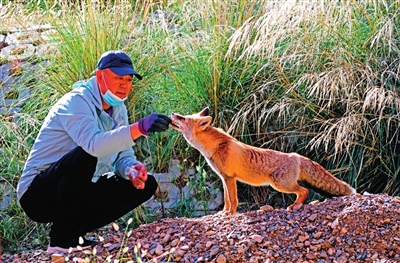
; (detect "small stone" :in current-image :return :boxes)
[313,232,323,239]
[259,205,274,211]
[308,214,318,221]
[319,251,328,258]
[173,249,185,260]
[306,253,316,259]
[299,235,309,242]
[155,244,164,255]
[251,234,264,243]
[195,242,205,249]
[210,247,220,257]
[51,254,65,263]
[163,233,171,243]
[216,254,227,263]
[180,245,189,251]
[296,242,304,248]
[331,218,339,229]
[171,238,180,246]
[310,245,319,251]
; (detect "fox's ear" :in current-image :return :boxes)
[198,116,212,130]
[199,107,210,117]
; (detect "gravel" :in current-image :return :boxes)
[2,192,400,263]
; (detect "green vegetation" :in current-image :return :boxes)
[0,0,399,256]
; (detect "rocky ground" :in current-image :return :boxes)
[2,193,400,263]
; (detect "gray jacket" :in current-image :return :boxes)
[17,76,138,201]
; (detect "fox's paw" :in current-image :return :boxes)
[216,210,231,216]
[287,203,303,211]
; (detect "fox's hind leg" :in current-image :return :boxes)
[270,165,309,210]
[271,181,308,210]
[286,184,308,210]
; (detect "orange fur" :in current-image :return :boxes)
[171,108,356,214]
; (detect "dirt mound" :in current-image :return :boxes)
[2,193,400,262]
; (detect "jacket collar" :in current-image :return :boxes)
[72,76,103,110]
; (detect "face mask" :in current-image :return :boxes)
[102,89,127,107]
[100,72,127,107]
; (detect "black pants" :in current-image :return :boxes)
[20,147,157,241]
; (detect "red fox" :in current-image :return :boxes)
[171,107,356,214]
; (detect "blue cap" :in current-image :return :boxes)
[96,50,142,80]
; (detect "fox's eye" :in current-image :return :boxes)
[200,121,207,126]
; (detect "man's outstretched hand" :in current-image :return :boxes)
[126,163,148,190]
[138,113,171,135]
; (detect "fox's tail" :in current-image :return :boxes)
[299,156,356,197]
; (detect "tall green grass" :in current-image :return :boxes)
[1,0,399,255]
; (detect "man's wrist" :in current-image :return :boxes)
[130,123,144,140]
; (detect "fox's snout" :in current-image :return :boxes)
[171,113,185,121]
[170,113,185,129]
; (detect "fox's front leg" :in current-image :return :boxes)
[224,177,238,214]
[218,179,231,215]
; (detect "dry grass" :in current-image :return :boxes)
[226,0,399,194]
